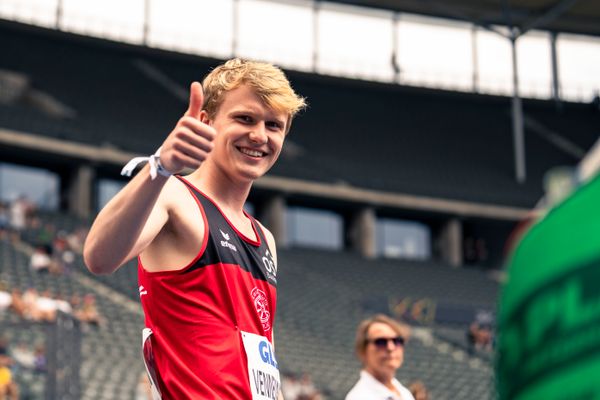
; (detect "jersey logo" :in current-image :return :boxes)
[262,249,277,282]
[139,285,148,297]
[251,287,271,332]
[219,228,237,252]
[219,229,230,241]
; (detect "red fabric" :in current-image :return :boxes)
[137,177,277,399]
[139,262,277,399]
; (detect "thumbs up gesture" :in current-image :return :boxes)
[158,82,216,174]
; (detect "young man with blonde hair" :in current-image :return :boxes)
[346,314,415,400]
[84,58,306,399]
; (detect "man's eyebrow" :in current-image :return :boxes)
[269,116,286,126]
[229,107,286,124]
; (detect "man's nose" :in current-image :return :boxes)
[249,123,268,144]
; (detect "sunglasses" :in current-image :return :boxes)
[366,336,405,349]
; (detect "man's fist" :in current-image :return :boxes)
[158,82,216,174]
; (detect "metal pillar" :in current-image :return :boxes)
[471,25,479,92]
[232,0,240,57]
[312,1,320,72]
[392,12,401,84]
[143,0,150,46]
[550,32,562,108]
[510,30,526,183]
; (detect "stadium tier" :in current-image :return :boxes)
[0,237,145,400]
[2,22,598,208]
[2,211,499,399]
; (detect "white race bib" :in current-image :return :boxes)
[241,331,281,400]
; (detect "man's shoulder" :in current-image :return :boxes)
[157,177,205,235]
[160,176,200,212]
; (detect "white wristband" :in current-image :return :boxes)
[121,147,173,180]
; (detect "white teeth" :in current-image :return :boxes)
[240,148,264,157]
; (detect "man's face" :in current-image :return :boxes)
[201,84,288,182]
[362,322,405,379]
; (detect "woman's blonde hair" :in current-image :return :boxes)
[202,58,306,132]
[354,314,410,362]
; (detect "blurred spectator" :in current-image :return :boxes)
[33,344,46,373]
[54,294,73,315]
[346,314,414,400]
[30,245,51,274]
[466,310,494,354]
[0,286,10,315]
[35,223,55,247]
[297,373,321,400]
[11,342,35,369]
[0,337,11,367]
[66,227,88,253]
[35,290,59,322]
[74,294,103,327]
[408,380,429,400]
[9,289,26,318]
[9,195,32,232]
[0,203,9,234]
[21,288,39,320]
[282,373,301,400]
[53,233,75,275]
[0,352,18,400]
[281,372,323,400]
[7,287,78,323]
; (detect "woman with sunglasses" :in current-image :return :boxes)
[346,314,415,400]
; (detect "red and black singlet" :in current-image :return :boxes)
[138,176,278,399]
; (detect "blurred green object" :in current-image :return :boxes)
[497,172,600,400]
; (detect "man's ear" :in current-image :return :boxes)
[200,110,211,124]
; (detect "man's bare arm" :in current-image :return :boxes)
[83,166,170,274]
[84,82,215,274]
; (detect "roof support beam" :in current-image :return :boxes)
[421,0,509,38]
[520,0,582,37]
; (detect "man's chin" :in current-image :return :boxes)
[238,170,265,183]
[242,165,273,181]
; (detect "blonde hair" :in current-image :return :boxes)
[354,314,410,362]
[202,58,306,131]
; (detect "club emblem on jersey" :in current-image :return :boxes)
[251,287,271,332]
[219,228,237,252]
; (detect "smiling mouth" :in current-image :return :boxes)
[237,147,266,158]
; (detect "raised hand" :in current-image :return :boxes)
[158,82,216,174]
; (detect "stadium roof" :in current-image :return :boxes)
[330,0,600,37]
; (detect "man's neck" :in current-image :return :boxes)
[187,165,252,216]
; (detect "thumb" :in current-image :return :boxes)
[185,82,204,119]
